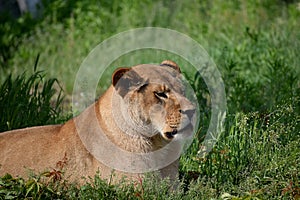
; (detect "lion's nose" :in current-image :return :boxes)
[180,109,195,120]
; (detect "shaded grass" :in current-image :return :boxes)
[1,0,299,94]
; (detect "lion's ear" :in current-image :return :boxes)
[112,68,131,87]
[160,60,181,73]
[112,67,145,97]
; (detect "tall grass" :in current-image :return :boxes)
[0,55,64,132]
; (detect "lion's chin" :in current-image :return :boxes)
[162,124,194,141]
[163,129,177,140]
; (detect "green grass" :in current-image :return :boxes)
[0,0,299,199]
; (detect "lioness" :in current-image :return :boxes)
[0,60,196,183]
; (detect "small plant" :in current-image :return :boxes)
[0,170,70,199]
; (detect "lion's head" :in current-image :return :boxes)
[111,60,196,141]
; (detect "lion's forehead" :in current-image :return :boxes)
[132,64,184,88]
[132,64,179,77]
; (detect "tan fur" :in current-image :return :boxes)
[0,61,195,183]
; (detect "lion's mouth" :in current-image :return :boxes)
[163,124,193,140]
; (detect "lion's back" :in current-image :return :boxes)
[0,125,64,176]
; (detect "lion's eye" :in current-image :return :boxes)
[154,91,168,99]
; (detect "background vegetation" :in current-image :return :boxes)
[0,0,299,199]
